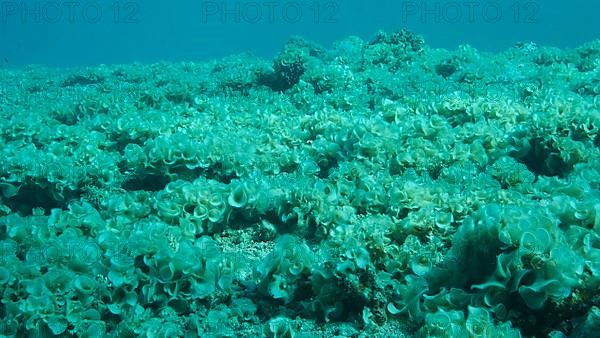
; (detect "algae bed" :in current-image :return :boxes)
[1,30,599,337]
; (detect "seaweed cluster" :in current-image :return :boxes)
[1,31,599,337]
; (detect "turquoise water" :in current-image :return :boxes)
[1,2,600,338]
[0,0,599,66]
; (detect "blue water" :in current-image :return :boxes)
[0,0,598,67]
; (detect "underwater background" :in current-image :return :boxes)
[1,1,600,337]
[1,0,600,66]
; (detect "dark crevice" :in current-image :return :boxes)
[516,137,572,177]
[62,74,104,87]
[122,174,170,192]
[4,183,76,215]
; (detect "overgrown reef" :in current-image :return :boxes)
[1,30,599,337]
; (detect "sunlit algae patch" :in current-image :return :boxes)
[0,30,599,337]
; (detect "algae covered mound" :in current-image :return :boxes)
[1,30,599,337]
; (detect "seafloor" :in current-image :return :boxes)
[0,31,599,337]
